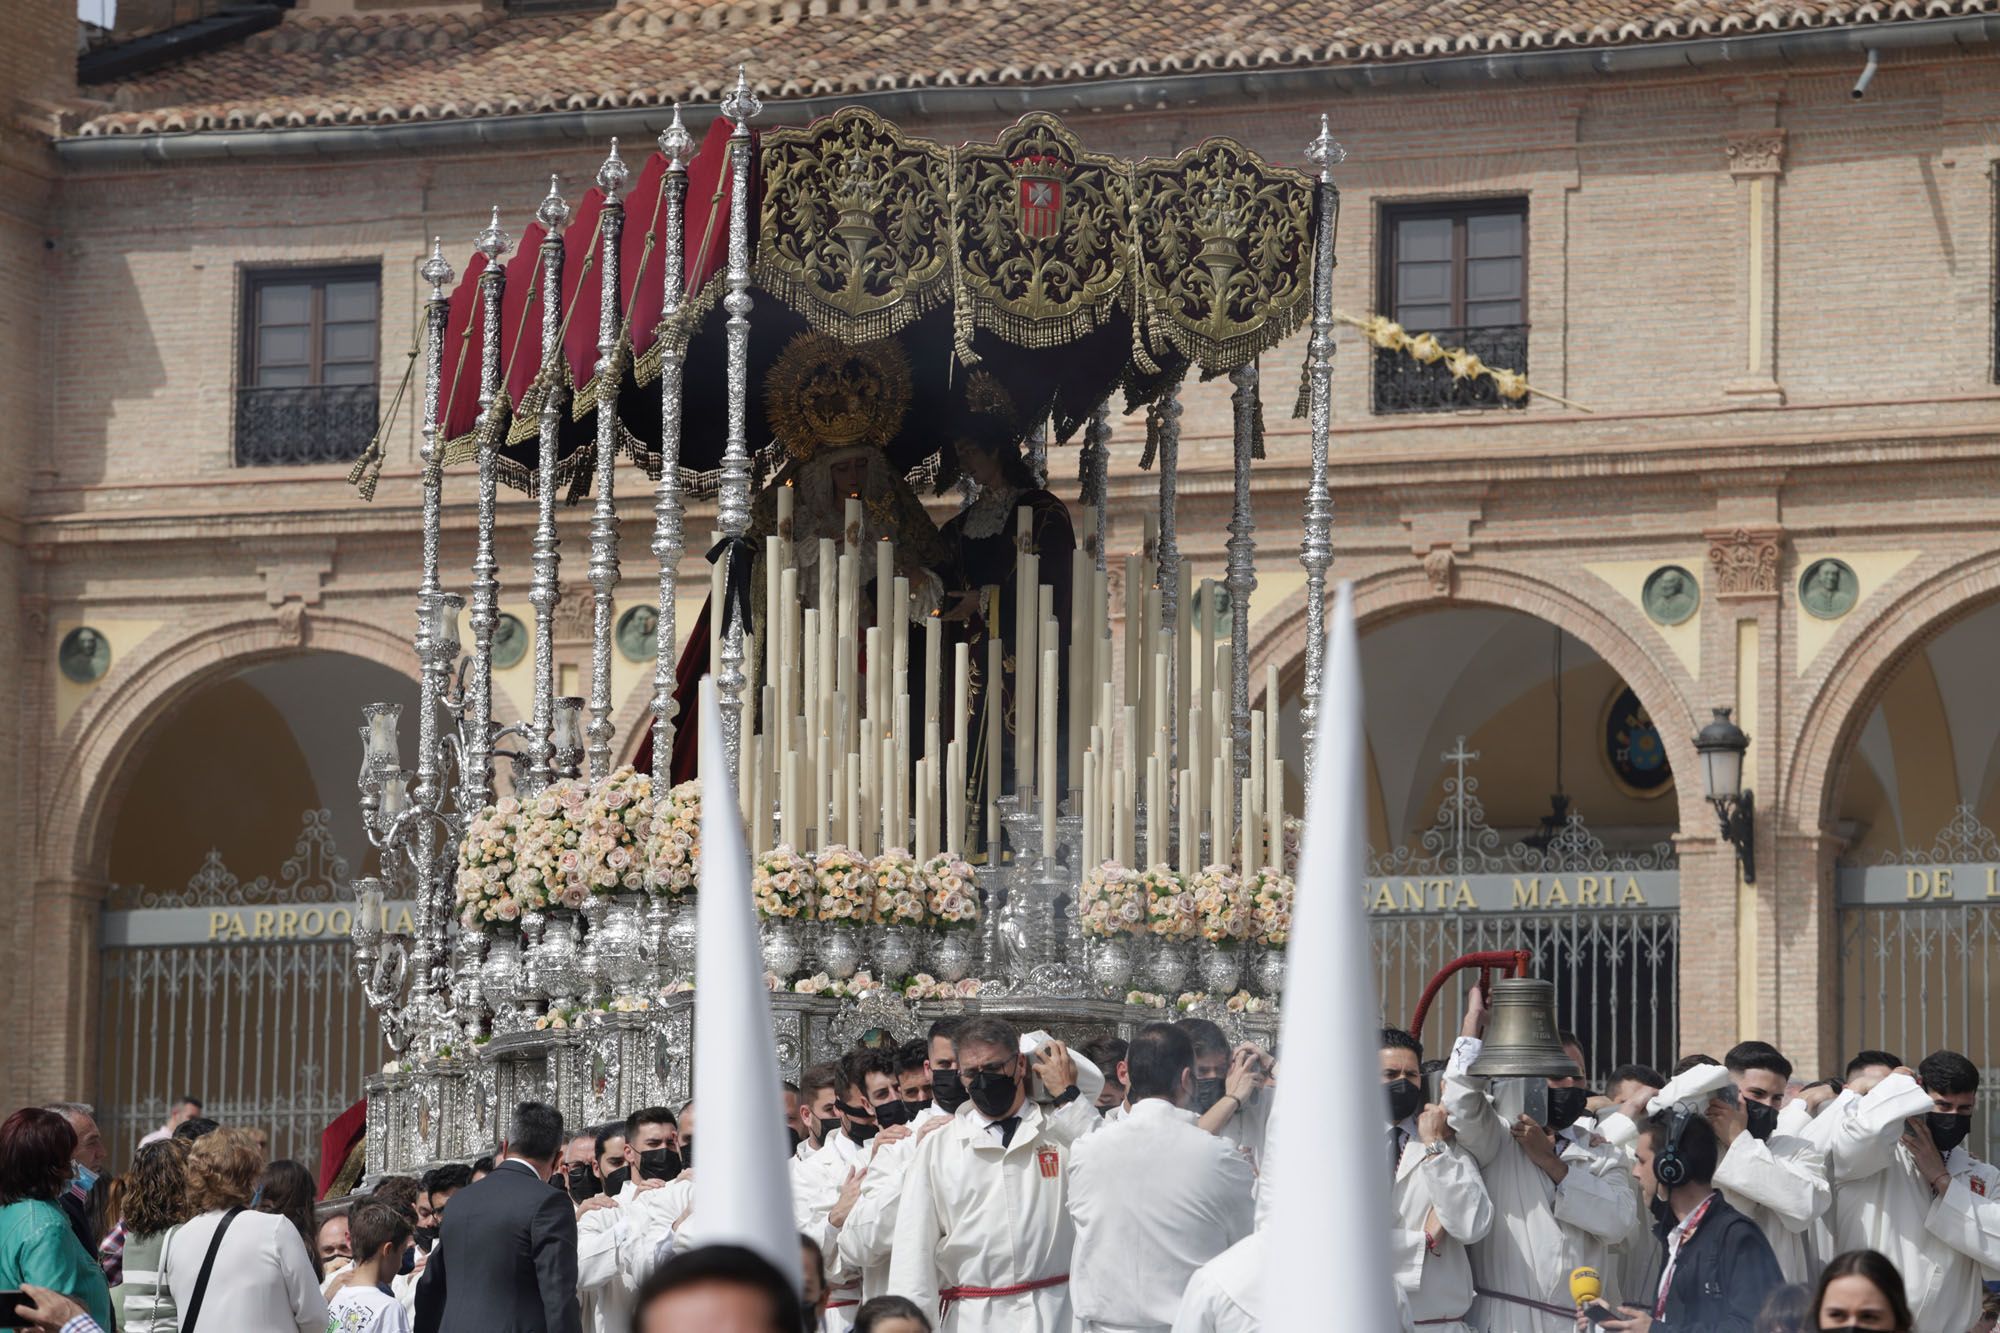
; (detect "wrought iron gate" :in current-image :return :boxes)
[1368,742,1681,1078]
[1837,805,2000,1157]
[97,812,386,1165]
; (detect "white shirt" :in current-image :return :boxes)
[888,1100,1090,1333]
[577,1182,667,1333]
[794,1131,877,1331]
[1711,1128,1829,1283]
[1386,1113,1492,1330]
[1068,1098,1256,1332]
[163,1207,329,1333]
[831,1106,949,1308]
[1824,1073,2000,1333]
[1442,1070,1638,1333]
[328,1284,411,1333]
[1171,1231,1417,1333]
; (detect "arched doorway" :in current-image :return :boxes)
[95,651,417,1163]
[1831,595,2000,1102]
[1335,604,1684,1075]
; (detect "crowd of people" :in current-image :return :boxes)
[2,995,1997,1333]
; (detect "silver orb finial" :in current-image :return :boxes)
[475,206,511,261]
[722,66,762,125]
[420,236,455,293]
[658,103,694,170]
[536,175,572,230]
[596,137,630,198]
[1305,114,1346,176]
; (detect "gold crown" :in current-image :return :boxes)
[963,369,1017,425]
[765,333,913,462]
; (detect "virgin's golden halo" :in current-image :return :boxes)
[764,333,913,462]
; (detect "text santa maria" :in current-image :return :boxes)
[1364,872,1678,914]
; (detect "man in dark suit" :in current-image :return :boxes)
[415,1100,582,1333]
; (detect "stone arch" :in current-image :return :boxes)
[1246,562,1709,835]
[39,611,421,887]
[1783,550,2000,834]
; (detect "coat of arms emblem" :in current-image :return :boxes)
[1014,155,1065,240]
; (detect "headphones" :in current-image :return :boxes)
[1655,1103,1695,1188]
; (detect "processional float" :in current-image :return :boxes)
[343,73,1479,1174]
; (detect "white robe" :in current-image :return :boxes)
[1068,1098,1256,1332]
[1711,1129,1829,1283]
[1823,1073,2000,1333]
[575,1184,664,1333]
[1386,1117,1493,1332]
[1170,1231,1417,1333]
[888,1099,1086,1333]
[1442,1072,1637,1333]
[826,1106,950,1309]
[794,1131,872,1329]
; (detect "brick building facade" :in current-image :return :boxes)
[8,0,2000,1127]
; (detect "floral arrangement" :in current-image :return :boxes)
[1164,990,1271,1013]
[920,853,981,928]
[574,766,654,897]
[753,846,815,921]
[515,780,589,912]
[790,970,886,998]
[1079,861,1143,939]
[814,845,874,924]
[1247,870,1295,949]
[648,779,702,896]
[901,973,984,1001]
[1224,991,1270,1014]
[1140,864,1196,941]
[1124,990,1168,1009]
[1192,864,1250,943]
[533,1004,583,1031]
[455,796,521,929]
[870,848,927,926]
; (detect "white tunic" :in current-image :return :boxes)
[794,1131,872,1329]
[575,1183,669,1333]
[825,1106,950,1309]
[1442,1073,1637,1333]
[1068,1098,1256,1332]
[1711,1129,1829,1283]
[1169,1232,1417,1333]
[1824,1073,2000,1333]
[888,1099,1082,1333]
[1385,1116,1493,1332]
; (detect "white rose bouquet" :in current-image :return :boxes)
[920,854,981,929]
[1140,864,1196,941]
[455,795,520,929]
[647,779,701,896]
[1247,870,1294,949]
[1191,864,1250,944]
[753,845,814,920]
[575,766,653,897]
[871,848,927,926]
[814,845,873,924]
[1078,861,1142,939]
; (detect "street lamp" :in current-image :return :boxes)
[1693,706,1755,883]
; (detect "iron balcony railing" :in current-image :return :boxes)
[234,384,378,467]
[1372,323,1530,415]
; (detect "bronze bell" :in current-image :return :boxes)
[1467,978,1582,1079]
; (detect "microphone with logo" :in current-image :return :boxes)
[1571,1267,1619,1330]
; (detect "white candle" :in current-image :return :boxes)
[1069,540,1091,786]
[1123,552,1143,723]
[776,482,795,566]
[802,609,821,752]
[947,738,965,856]
[1143,587,1161,754]
[952,643,971,754]
[916,759,932,863]
[897,690,913,849]
[925,614,943,726]
[1196,578,1215,710]
[844,496,863,549]
[863,626,881,727]
[859,719,878,857]
[1145,754,1160,866]
[765,535,782,707]
[985,623,1002,855]
[892,572,910,687]
[845,763,861,855]
[1179,768,1195,877]
[781,747,798,848]
[1211,763,1227,873]
[1016,554,1040,796]
[1250,708,1266,815]
[1177,561,1194,759]
[1189,700,1206,854]
[1040,646,1058,858]
[814,733,831,852]
[1242,777,1261,879]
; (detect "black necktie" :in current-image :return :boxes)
[1390,1127,1405,1179]
[998,1115,1022,1148]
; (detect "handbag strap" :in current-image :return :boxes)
[179,1206,242,1332]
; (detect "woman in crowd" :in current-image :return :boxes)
[115,1138,192,1332]
[255,1158,326,1281]
[163,1126,328,1333]
[0,1108,113,1329]
[1812,1249,1914,1332]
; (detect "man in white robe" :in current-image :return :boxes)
[1068,1022,1255,1333]
[795,1047,910,1330]
[1705,1040,1829,1284]
[1380,1029,1491,1331]
[888,1016,1094,1332]
[1823,1051,2000,1333]
[1442,1000,1636,1333]
[1180,1018,1271,1172]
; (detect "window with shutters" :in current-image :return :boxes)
[235,265,381,466]
[1373,200,1529,414]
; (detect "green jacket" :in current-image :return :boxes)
[0,1198,115,1329]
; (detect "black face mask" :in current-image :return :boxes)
[1385,1077,1426,1126]
[931,1069,968,1113]
[816,1114,843,1143]
[1546,1086,1590,1133]
[874,1099,915,1130]
[679,1139,692,1169]
[1745,1101,1778,1142]
[398,1244,415,1276]
[1190,1076,1226,1115]
[413,1225,438,1250]
[965,1067,1019,1119]
[1927,1111,1972,1155]
[565,1164,600,1202]
[602,1165,631,1195]
[638,1146,684,1181]
[785,1128,802,1157]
